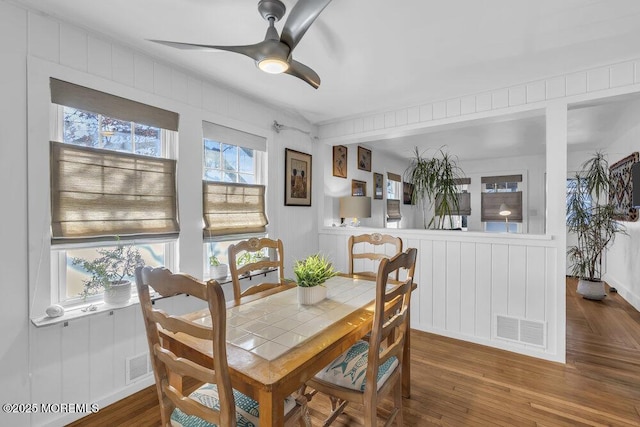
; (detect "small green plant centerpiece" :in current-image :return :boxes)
[72,242,144,305]
[209,254,229,280]
[293,253,338,305]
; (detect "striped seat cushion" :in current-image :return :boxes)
[314,340,399,392]
[171,383,296,427]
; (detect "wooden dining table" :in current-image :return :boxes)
[162,273,414,427]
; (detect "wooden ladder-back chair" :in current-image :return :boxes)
[228,237,289,301]
[304,248,417,427]
[348,233,403,280]
[135,266,309,427]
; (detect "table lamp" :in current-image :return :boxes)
[339,196,371,227]
[499,203,511,232]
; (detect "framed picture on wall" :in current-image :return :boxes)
[332,145,348,178]
[403,182,414,205]
[352,179,367,196]
[285,148,312,206]
[374,172,383,199]
[357,146,371,171]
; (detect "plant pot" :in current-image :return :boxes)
[576,278,607,301]
[210,264,229,280]
[297,285,327,305]
[104,280,132,305]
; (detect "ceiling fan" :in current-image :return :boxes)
[149,0,332,89]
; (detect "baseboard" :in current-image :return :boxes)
[603,274,640,312]
[411,322,565,364]
[40,376,155,427]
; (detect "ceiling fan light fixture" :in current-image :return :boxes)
[258,57,290,74]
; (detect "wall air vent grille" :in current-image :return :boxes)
[496,315,546,348]
[126,352,152,384]
[496,315,519,341]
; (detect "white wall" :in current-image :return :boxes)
[0,2,318,426]
[0,3,30,427]
[565,104,640,311]
[320,142,420,229]
[319,142,547,234]
[596,120,640,310]
[459,153,546,234]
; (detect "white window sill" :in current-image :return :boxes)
[30,294,153,328]
[31,268,279,328]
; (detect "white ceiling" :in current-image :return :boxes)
[10,0,640,162]
[11,0,640,125]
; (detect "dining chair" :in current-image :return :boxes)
[303,247,417,427]
[348,233,403,280]
[228,237,290,301]
[135,266,309,427]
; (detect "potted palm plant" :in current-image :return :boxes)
[567,151,626,300]
[72,241,145,305]
[404,146,465,229]
[293,253,338,305]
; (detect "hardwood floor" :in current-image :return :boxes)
[68,278,640,426]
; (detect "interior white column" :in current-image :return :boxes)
[545,101,568,362]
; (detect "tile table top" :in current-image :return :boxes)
[225,275,377,360]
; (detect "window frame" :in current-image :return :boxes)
[482,179,523,233]
[203,138,258,184]
[50,105,178,306]
[201,136,268,279]
[51,240,177,307]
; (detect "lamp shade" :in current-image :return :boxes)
[499,203,511,216]
[339,196,372,219]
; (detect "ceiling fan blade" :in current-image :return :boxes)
[285,60,321,89]
[280,0,332,52]
[149,39,270,62]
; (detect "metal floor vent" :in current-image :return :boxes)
[126,353,152,384]
[496,315,546,348]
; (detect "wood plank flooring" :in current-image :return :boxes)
[68,278,640,426]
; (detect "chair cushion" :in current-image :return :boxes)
[314,340,399,392]
[171,383,297,427]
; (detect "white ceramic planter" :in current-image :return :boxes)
[104,280,132,305]
[297,285,327,305]
[210,264,229,280]
[576,278,607,300]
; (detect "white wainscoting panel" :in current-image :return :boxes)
[460,242,477,336]
[61,317,90,403]
[89,312,115,403]
[318,227,561,362]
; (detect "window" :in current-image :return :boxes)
[52,106,177,306]
[566,177,591,224]
[446,179,471,230]
[387,173,402,200]
[202,122,267,278]
[204,140,256,183]
[481,174,523,233]
[386,172,402,228]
